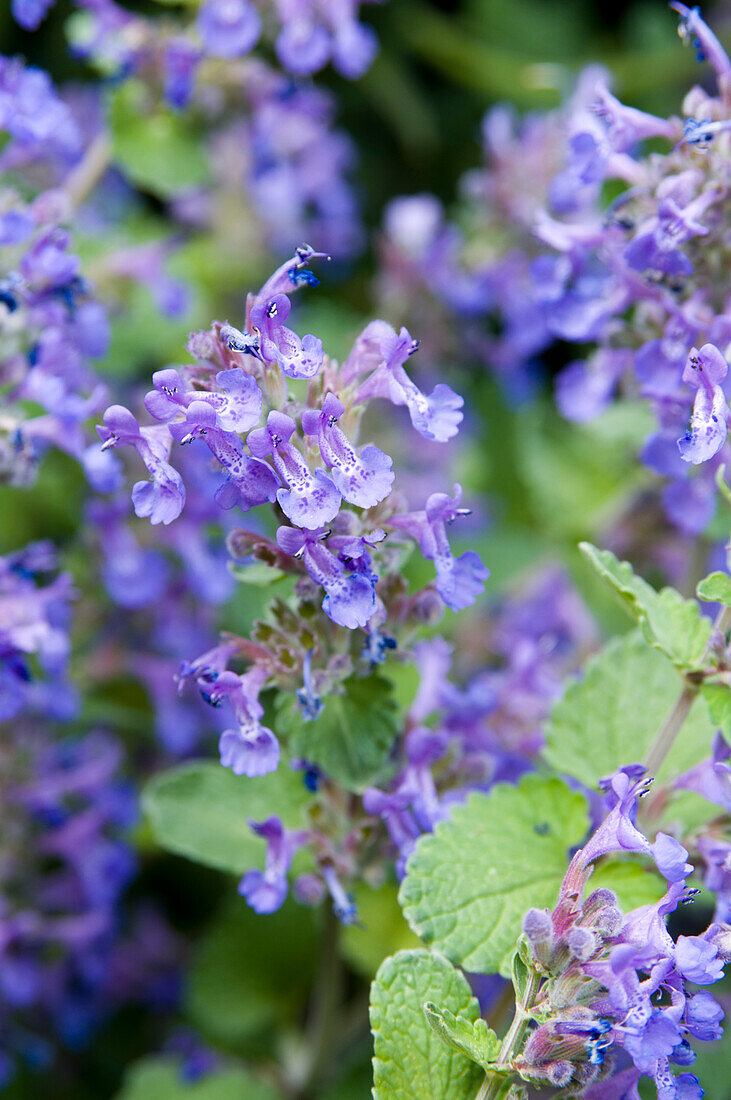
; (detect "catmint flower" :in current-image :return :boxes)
[276,525,376,629]
[162,39,201,111]
[296,651,324,721]
[321,864,358,924]
[0,57,82,165]
[352,323,464,442]
[238,817,305,914]
[250,293,324,379]
[97,406,185,524]
[11,0,54,30]
[196,0,261,58]
[169,400,279,513]
[677,343,729,464]
[671,2,731,78]
[391,485,489,610]
[248,411,341,529]
[301,393,394,508]
[145,366,262,433]
[624,191,718,277]
[210,667,280,777]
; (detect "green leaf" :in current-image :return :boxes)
[115,1058,279,1100]
[579,543,711,670]
[108,81,210,198]
[423,1003,501,1069]
[275,672,398,792]
[187,899,319,1044]
[399,776,588,977]
[341,881,422,979]
[545,634,716,787]
[142,761,312,874]
[229,561,287,586]
[370,950,484,1100]
[590,859,665,910]
[701,681,731,737]
[697,571,731,606]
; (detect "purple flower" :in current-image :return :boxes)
[210,668,280,777]
[169,400,278,513]
[275,17,331,76]
[248,411,340,528]
[684,991,724,1042]
[145,366,262,433]
[675,733,731,812]
[238,817,304,914]
[674,936,724,984]
[390,484,489,611]
[98,406,185,525]
[0,58,82,164]
[250,293,324,380]
[301,393,394,507]
[677,344,729,465]
[672,2,731,77]
[625,193,716,278]
[353,323,463,441]
[163,39,201,111]
[196,0,261,59]
[322,864,358,924]
[556,350,631,422]
[276,526,376,629]
[652,834,693,884]
[11,0,55,30]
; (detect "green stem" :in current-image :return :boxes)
[476,968,541,1100]
[643,682,698,778]
[64,133,112,209]
[299,905,341,1099]
[643,602,731,776]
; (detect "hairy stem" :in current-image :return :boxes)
[643,681,698,777]
[476,967,541,1100]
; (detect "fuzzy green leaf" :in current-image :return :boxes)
[275,672,398,792]
[545,634,715,787]
[108,81,210,197]
[579,543,711,670]
[142,761,311,874]
[370,950,484,1100]
[399,776,588,977]
[423,1003,501,1068]
[697,571,731,606]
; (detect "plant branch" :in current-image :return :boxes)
[64,134,112,210]
[476,966,541,1100]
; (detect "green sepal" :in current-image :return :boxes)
[423,1002,502,1070]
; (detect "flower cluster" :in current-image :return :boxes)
[378,4,731,538]
[13,0,379,80]
[104,244,486,777]
[517,768,727,1099]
